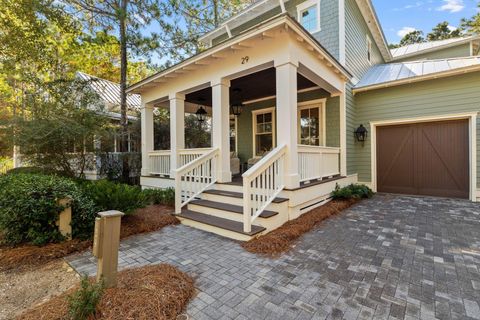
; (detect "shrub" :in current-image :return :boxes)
[67,276,104,320]
[332,183,374,200]
[78,179,148,214]
[142,187,175,206]
[0,173,96,245]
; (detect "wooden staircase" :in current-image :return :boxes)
[176,183,289,241]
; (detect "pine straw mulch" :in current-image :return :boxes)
[242,199,358,256]
[0,205,179,272]
[17,264,195,320]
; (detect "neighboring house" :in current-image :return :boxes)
[127,0,480,240]
[14,72,142,180]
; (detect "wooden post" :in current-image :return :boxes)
[57,198,72,240]
[93,210,124,288]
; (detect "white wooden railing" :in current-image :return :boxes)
[242,144,287,233]
[148,148,212,176]
[297,145,340,182]
[149,150,171,176]
[174,148,219,213]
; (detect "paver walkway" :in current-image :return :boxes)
[67,195,480,319]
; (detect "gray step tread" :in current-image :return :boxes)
[189,199,278,218]
[203,189,289,204]
[178,209,266,236]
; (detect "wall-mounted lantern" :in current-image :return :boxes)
[230,88,244,117]
[354,124,368,142]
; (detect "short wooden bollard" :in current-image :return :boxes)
[93,210,124,288]
[57,198,72,240]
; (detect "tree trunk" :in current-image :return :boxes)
[119,0,130,182]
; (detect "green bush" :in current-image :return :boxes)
[6,166,65,176]
[67,276,104,320]
[332,183,374,200]
[0,173,96,245]
[142,187,175,206]
[78,179,148,214]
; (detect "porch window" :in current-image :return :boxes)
[253,109,275,156]
[298,102,325,146]
[297,0,321,33]
[229,116,237,152]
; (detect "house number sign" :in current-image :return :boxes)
[241,56,250,64]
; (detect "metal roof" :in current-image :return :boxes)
[76,72,141,110]
[390,36,476,60]
[354,56,480,92]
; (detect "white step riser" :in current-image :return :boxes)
[178,217,257,241]
[187,203,244,222]
[211,183,243,193]
[201,193,286,211]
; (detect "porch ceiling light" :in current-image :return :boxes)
[230,88,244,117]
[354,124,368,142]
[195,105,208,122]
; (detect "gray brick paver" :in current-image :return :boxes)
[66,195,480,319]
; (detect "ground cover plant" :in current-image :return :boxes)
[17,264,195,320]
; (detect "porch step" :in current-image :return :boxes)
[203,189,289,204]
[178,209,266,237]
[189,199,279,218]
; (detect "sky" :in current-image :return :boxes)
[372,0,479,44]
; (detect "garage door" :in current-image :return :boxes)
[376,119,469,199]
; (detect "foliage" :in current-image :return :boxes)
[461,2,480,35]
[78,179,148,214]
[0,173,96,245]
[8,78,111,177]
[142,188,175,206]
[399,30,425,46]
[332,184,374,200]
[426,21,462,41]
[67,276,104,320]
[0,157,13,174]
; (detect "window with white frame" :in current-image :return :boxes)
[253,109,275,157]
[298,102,325,146]
[297,0,321,34]
[366,35,372,64]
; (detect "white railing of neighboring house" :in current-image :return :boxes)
[149,150,171,176]
[179,148,212,166]
[242,144,286,233]
[297,145,341,182]
[174,148,220,213]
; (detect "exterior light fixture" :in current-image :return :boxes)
[354,124,368,142]
[195,105,208,122]
[230,88,244,117]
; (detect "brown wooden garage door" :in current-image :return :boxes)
[376,120,469,199]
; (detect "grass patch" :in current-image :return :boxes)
[17,264,195,320]
[0,205,179,272]
[242,199,358,256]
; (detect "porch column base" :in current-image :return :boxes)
[284,173,300,190]
[217,170,232,183]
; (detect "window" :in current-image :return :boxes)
[297,0,321,33]
[298,101,325,146]
[253,109,275,157]
[366,35,372,64]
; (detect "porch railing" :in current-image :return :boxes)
[297,145,340,182]
[242,144,286,233]
[174,148,219,213]
[148,148,212,176]
[149,150,171,176]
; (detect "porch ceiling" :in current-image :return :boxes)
[185,67,317,107]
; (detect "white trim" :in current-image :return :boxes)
[369,112,478,201]
[297,98,327,146]
[252,107,276,157]
[296,0,321,34]
[338,0,346,65]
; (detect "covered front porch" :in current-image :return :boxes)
[129,14,353,237]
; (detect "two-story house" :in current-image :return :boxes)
[127,0,480,240]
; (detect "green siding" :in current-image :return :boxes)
[212,0,340,59]
[395,43,472,62]
[235,90,340,163]
[353,72,480,188]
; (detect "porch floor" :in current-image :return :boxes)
[218,174,344,189]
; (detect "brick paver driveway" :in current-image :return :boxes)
[67,195,480,319]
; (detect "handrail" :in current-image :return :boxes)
[242,144,287,233]
[174,148,219,213]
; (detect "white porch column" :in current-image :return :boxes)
[169,93,185,177]
[211,78,231,182]
[275,59,300,189]
[339,87,347,176]
[141,102,154,176]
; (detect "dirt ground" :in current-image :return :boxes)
[0,259,79,320]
